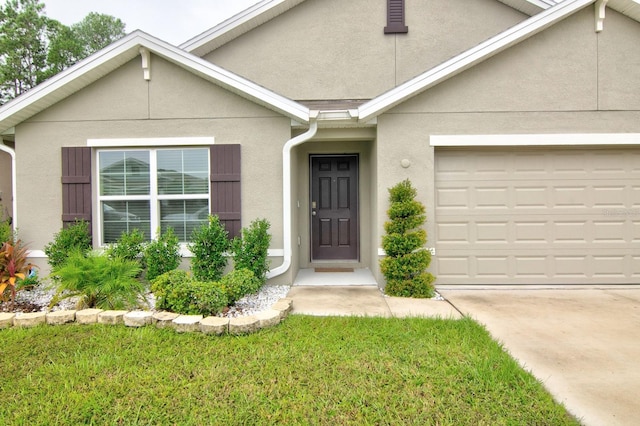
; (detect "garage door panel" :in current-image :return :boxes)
[435,147,638,285]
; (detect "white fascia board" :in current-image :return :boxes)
[0,30,309,133]
[180,0,306,55]
[431,133,640,146]
[0,32,144,131]
[497,0,548,15]
[357,0,595,122]
[87,137,215,147]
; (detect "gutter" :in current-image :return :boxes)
[0,142,16,229]
[267,117,318,279]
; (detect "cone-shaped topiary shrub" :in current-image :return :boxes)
[380,179,435,298]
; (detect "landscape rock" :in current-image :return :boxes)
[272,298,293,318]
[254,309,282,328]
[124,311,153,327]
[46,310,76,325]
[0,312,15,328]
[152,311,180,328]
[14,311,46,327]
[98,310,128,325]
[172,315,203,333]
[229,315,259,335]
[76,309,103,324]
[200,316,229,335]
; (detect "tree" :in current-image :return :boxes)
[380,179,435,298]
[0,0,52,103]
[48,12,125,73]
[0,1,126,104]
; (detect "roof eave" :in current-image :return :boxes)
[180,0,307,57]
[0,30,310,133]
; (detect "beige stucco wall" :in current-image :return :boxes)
[204,0,525,100]
[15,54,293,283]
[0,146,11,223]
[372,8,640,284]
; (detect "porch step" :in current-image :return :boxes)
[294,268,378,286]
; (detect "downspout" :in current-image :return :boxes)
[0,142,17,229]
[267,117,318,279]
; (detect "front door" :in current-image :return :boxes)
[310,155,359,261]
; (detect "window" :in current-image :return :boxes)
[98,148,209,244]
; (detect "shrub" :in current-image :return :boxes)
[231,219,271,283]
[150,270,228,316]
[380,179,435,298]
[106,228,145,262]
[220,268,261,305]
[44,220,92,269]
[0,216,12,244]
[0,239,34,308]
[50,250,144,310]
[188,281,228,316]
[144,227,180,281]
[150,269,191,311]
[189,215,229,282]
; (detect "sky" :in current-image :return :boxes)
[8,0,261,46]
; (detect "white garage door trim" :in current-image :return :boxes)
[431,133,640,147]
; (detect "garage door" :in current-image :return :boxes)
[435,147,640,285]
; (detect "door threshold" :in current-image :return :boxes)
[294,268,378,286]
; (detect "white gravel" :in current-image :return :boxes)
[12,281,291,317]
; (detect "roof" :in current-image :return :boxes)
[0,30,310,133]
[1,0,639,132]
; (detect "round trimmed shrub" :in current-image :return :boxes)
[220,268,261,305]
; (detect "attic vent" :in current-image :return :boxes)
[384,0,408,34]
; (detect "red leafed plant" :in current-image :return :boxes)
[0,240,32,309]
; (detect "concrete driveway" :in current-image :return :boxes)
[439,287,640,426]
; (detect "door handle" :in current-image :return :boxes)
[312,211,316,216]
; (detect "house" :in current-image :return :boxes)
[0,0,638,287]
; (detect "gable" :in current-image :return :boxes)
[0,31,310,135]
[27,55,284,125]
[201,0,527,101]
[389,7,640,115]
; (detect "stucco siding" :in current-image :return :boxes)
[394,8,599,114]
[395,0,526,85]
[27,60,150,123]
[0,149,11,222]
[14,57,291,281]
[204,0,525,100]
[597,9,640,110]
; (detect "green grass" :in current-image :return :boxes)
[0,316,578,425]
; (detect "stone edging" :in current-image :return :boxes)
[0,298,293,336]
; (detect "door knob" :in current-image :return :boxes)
[312,211,316,216]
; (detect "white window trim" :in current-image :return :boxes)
[88,137,214,148]
[96,146,210,246]
[430,133,640,146]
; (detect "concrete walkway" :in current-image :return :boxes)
[286,285,461,318]
[286,285,640,426]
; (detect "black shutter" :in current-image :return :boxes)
[61,146,92,239]
[384,0,408,34]
[210,144,241,239]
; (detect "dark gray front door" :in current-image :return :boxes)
[310,155,359,260]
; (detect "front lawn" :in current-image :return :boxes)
[0,316,578,425]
